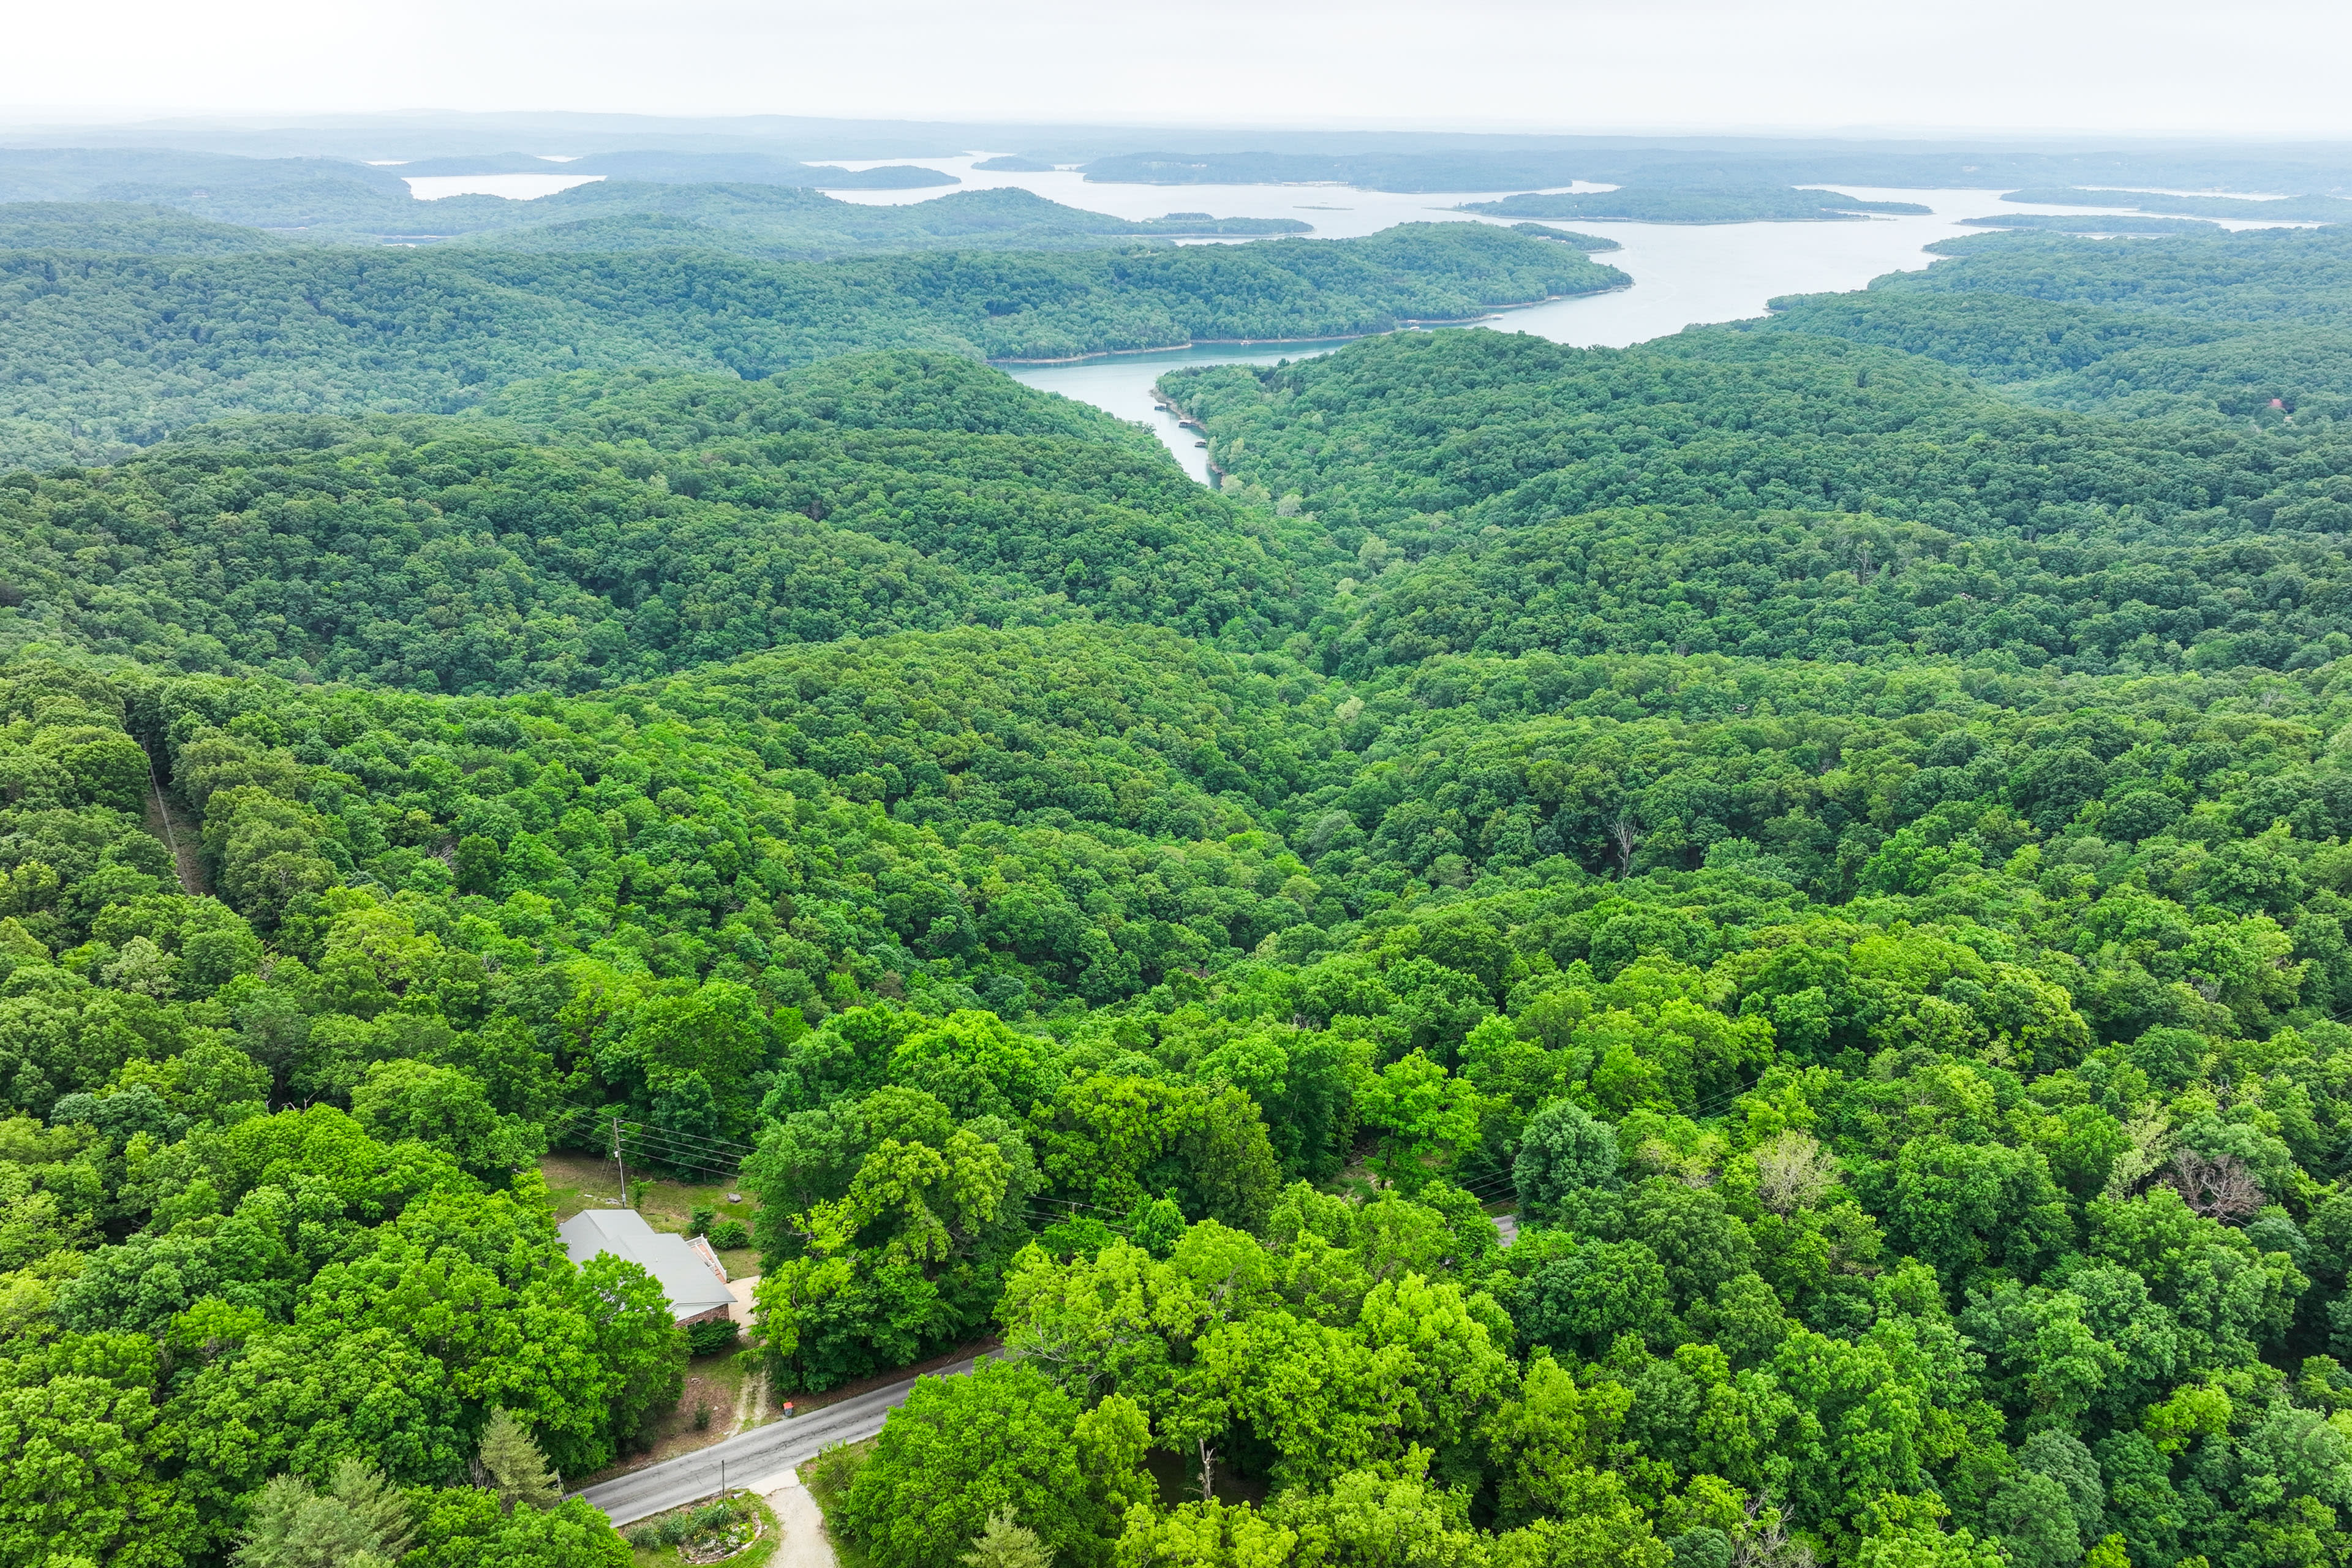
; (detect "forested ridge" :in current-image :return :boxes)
[0,147,957,241]
[1748,225,2352,424]
[4,203,2352,1568]
[0,222,1623,472]
[0,171,1303,255]
[0,189,1307,258]
[0,354,1331,687]
[431,184,1312,258]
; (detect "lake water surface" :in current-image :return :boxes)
[1004,342,1360,481]
[403,154,2303,483]
[984,178,2241,479]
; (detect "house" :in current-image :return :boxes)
[557,1208,736,1327]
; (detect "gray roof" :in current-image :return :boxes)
[559,1208,737,1322]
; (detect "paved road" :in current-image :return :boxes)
[575,1356,982,1527]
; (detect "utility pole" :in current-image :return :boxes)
[612,1114,628,1208]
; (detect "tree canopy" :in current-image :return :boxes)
[0,224,1623,470]
[5,197,2352,1568]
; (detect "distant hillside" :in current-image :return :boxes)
[2000,187,2352,222]
[0,153,1311,256]
[0,145,956,242]
[0,200,291,253]
[442,184,1309,260]
[0,222,1623,469]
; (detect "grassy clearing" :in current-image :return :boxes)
[541,1152,763,1278]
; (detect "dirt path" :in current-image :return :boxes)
[143,774,208,897]
[728,1357,763,1439]
[747,1469,837,1568]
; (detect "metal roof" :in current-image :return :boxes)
[558,1207,737,1322]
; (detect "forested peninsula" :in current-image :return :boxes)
[2000,189,2352,224]
[2,169,2352,1568]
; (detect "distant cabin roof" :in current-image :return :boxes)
[558,1207,736,1322]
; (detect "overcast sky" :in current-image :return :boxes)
[9,0,2349,138]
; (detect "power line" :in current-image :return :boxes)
[612,1135,747,1182]
[615,1144,751,1177]
[539,1099,757,1170]
[614,1123,748,1164]
[611,1119,761,1158]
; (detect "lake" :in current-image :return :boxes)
[401,154,2304,482]
[1004,341,1360,482]
[979,175,2263,480]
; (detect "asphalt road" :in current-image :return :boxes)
[573,1356,982,1527]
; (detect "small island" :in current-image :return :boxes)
[1504,221,1623,251]
[1132,213,1313,236]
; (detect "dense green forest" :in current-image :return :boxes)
[0,222,1624,470]
[1461,189,1932,224]
[9,189,2352,1568]
[1162,324,2352,541]
[0,354,1330,684]
[1747,225,2352,423]
[0,204,292,255]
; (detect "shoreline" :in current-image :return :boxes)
[1455,209,1892,226]
[989,277,1631,366]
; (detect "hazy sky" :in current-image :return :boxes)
[10,0,2351,138]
